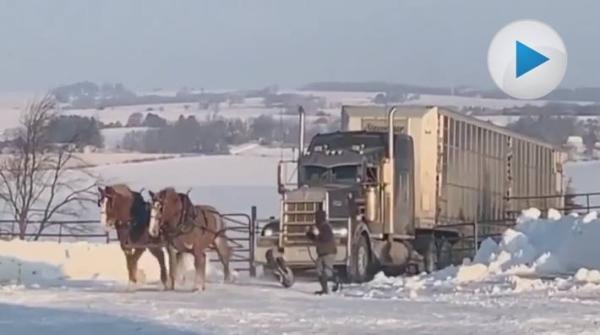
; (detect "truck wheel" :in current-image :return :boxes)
[351,235,374,283]
[436,237,453,269]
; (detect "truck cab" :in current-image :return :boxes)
[256,130,418,282]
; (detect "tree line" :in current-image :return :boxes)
[120,113,334,154]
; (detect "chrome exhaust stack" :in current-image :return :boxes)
[387,106,397,236]
[298,105,305,159]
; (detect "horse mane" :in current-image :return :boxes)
[126,190,149,241]
[177,192,197,223]
[110,184,133,197]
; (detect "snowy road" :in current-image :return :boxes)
[1,279,600,334]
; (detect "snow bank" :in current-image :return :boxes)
[0,240,233,287]
[349,208,600,299]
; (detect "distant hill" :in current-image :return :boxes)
[301,81,600,103]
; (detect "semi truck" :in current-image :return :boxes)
[255,105,565,282]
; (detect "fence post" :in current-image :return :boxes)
[58,224,63,244]
[587,194,591,214]
[473,218,479,256]
[249,206,257,277]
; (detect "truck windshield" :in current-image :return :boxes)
[305,166,328,183]
[303,165,358,185]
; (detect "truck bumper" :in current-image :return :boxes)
[255,238,348,268]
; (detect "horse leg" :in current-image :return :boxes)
[149,247,168,290]
[130,248,145,286]
[214,235,233,282]
[176,252,186,286]
[166,245,178,290]
[124,249,136,284]
[193,250,207,292]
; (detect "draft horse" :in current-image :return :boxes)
[98,184,169,290]
[148,187,232,291]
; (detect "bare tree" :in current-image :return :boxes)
[0,96,97,240]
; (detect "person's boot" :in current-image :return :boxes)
[314,275,329,295]
[331,274,341,293]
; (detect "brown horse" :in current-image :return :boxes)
[98,184,169,290]
[148,187,232,291]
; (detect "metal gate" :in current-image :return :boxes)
[0,207,259,278]
[216,206,257,277]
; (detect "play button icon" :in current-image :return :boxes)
[516,41,549,78]
[488,20,567,100]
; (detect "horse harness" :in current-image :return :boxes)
[160,193,226,240]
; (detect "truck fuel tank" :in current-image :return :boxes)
[364,186,377,222]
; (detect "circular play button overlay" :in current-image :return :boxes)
[487,20,567,100]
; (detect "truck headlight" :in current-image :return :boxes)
[333,227,348,237]
[263,228,274,237]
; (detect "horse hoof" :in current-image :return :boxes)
[192,286,205,293]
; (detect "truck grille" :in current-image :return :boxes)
[282,201,319,244]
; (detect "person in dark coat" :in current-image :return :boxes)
[306,208,339,295]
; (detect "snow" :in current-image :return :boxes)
[93,147,295,217]
[565,160,600,211]
[566,160,600,194]
[101,127,150,150]
[76,152,178,167]
[2,90,600,333]
[583,211,597,223]
[65,103,306,126]
[0,239,231,289]
[548,208,562,220]
[346,209,600,304]
[5,210,600,333]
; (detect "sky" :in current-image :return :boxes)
[0,0,597,91]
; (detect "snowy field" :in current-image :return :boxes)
[0,156,598,333]
[3,91,600,333]
[93,146,296,218]
[4,209,600,333]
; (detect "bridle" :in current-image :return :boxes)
[151,194,191,238]
[98,192,132,228]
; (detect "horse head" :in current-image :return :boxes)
[149,188,174,237]
[98,184,136,231]
[149,187,195,237]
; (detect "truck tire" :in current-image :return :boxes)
[350,235,374,283]
[436,237,453,269]
[423,235,453,273]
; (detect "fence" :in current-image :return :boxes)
[0,220,109,243]
[446,191,599,262]
[438,219,516,263]
[0,206,260,277]
[505,192,600,217]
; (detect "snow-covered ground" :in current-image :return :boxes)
[6,281,600,335]
[401,93,597,110]
[93,146,295,218]
[5,209,600,333]
[101,127,151,150]
[0,155,597,334]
